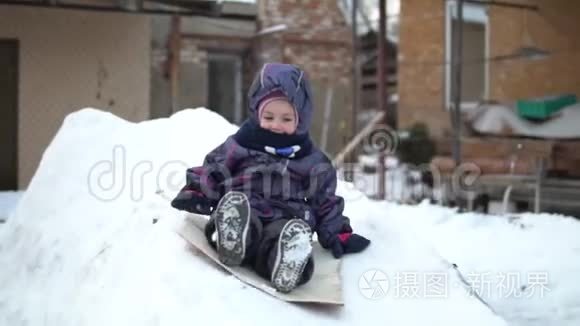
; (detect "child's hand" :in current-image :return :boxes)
[171,189,214,215]
[329,226,371,259]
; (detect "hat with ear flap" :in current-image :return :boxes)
[248,63,313,135]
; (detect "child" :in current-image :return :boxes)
[171,63,370,293]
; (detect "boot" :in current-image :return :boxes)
[270,219,313,293]
[297,256,314,286]
[212,191,252,266]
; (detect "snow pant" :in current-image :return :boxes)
[204,214,314,286]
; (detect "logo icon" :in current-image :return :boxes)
[359,269,389,300]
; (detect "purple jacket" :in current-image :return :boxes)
[171,63,350,248]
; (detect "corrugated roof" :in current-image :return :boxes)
[151,0,255,18]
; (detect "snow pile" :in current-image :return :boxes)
[0,107,525,325]
[0,191,24,222]
[386,203,580,326]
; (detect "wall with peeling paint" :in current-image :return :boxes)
[0,6,150,188]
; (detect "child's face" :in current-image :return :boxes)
[259,100,297,134]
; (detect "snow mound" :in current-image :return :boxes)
[0,191,23,222]
[387,202,580,326]
[0,108,505,325]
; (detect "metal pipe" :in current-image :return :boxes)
[451,0,464,166]
[348,0,359,182]
[169,15,181,113]
[0,1,228,16]
[352,0,359,141]
[534,159,544,213]
[377,0,387,200]
[333,111,385,167]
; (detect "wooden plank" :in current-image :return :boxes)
[431,156,539,175]
[460,137,554,159]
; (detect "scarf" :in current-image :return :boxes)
[233,119,313,159]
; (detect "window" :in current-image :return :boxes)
[445,1,489,110]
[207,53,243,124]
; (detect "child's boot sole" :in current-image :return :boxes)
[271,219,313,293]
[214,191,251,266]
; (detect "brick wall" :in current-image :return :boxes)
[398,0,580,146]
[257,0,352,82]
[489,1,580,101]
[398,0,448,140]
[259,1,350,43]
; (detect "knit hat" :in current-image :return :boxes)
[248,63,313,135]
[257,90,299,130]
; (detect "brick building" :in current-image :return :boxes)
[152,0,355,156]
[398,0,580,213]
[398,0,580,142]
[0,0,361,190]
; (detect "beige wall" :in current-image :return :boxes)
[398,0,580,146]
[0,7,151,189]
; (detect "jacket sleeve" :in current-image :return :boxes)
[170,139,237,213]
[309,161,350,249]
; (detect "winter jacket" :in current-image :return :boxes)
[171,63,350,249]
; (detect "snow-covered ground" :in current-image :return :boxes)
[0,191,24,222]
[0,107,578,325]
[378,202,580,325]
[342,162,430,203]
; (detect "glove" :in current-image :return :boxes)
[170,189,214,215]
[329,225,371,259]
